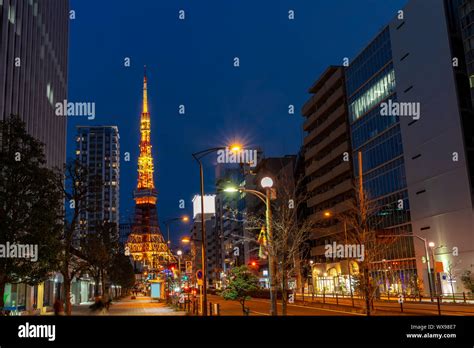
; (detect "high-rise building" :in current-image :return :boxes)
[386,0,474,295]
[0,0,69,168]
[301,66,355,292]
[0,0,69,314]
[345,25,417,294]
[76,126,120,236]
[126,69,174,273]
[191,194,217,284]
[215,165,246,274]
[339,0,474,296]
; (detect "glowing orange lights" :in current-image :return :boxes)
[230,144,242,153]
[135,196,157,205]
[137,67,155,191]
[324,211,332,218]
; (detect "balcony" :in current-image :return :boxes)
[303,86,344,131]
[305,123,347,161]
[302,69,343,116]
[307,180,353,208]
[305,141,349,178]
[303,104,346,147]
[307,161,350,192]
[307,199,353,222]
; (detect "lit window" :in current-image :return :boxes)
[8,4,15,24]
[469,75,474,88]
[46,83,54,105]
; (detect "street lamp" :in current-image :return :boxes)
[163,216,189,245]
[192,144,242,316]
[177,250,183,284]
[428,242,445,297]
[323,210,355,306]
[223,176,278,316]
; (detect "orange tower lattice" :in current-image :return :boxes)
[126,68,175,270]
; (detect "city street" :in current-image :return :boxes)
[206,294,363,316]
[206,294,474,316]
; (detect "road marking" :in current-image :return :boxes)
[249,298,365,316]
[249,310,270,316]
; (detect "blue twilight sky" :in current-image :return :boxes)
[67,0,407,245]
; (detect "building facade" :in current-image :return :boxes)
[0,0,69,314]
[301,66,356,293]
[0,0,69,168]
[76,126,120,236]
[386,0,474,295]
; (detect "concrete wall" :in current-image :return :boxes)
[390,0,474,294]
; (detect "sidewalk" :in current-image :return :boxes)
[44,296,187,316]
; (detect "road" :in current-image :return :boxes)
[205,294,474,316]
[206,294,364,316]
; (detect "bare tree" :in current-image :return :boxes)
[231,169,315,316]
[445,261,461,303]
[55,159,89,315]
[336,188,399,316]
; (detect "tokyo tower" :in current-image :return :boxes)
[126,67,175,273]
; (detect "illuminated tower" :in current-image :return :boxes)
[126,68,174,272]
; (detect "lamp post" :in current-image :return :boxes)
[177,250,183,278]
[428,242,444,297]
[192,144,241,316]
[323,211,355,306]
[224,176,277,316]
[378,234,434,300]
[163,216,189,246]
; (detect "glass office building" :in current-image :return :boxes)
[346,27,416,294]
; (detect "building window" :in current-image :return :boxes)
[8,4,15,24]
[46,83,54,106]
[469,75,474,88]
[349,69,396,122]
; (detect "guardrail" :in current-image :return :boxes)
[294,291,474,315]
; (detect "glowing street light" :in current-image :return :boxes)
[260,177,273,189]
[230,144,242,153]
[164,216,190,245]
[223,176,277,316]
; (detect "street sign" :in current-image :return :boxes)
[435,261,444,273]
[196,269,203,280]
[185,261,193,274]
[197,279,203,286]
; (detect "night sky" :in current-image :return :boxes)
[67,0,407,245]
